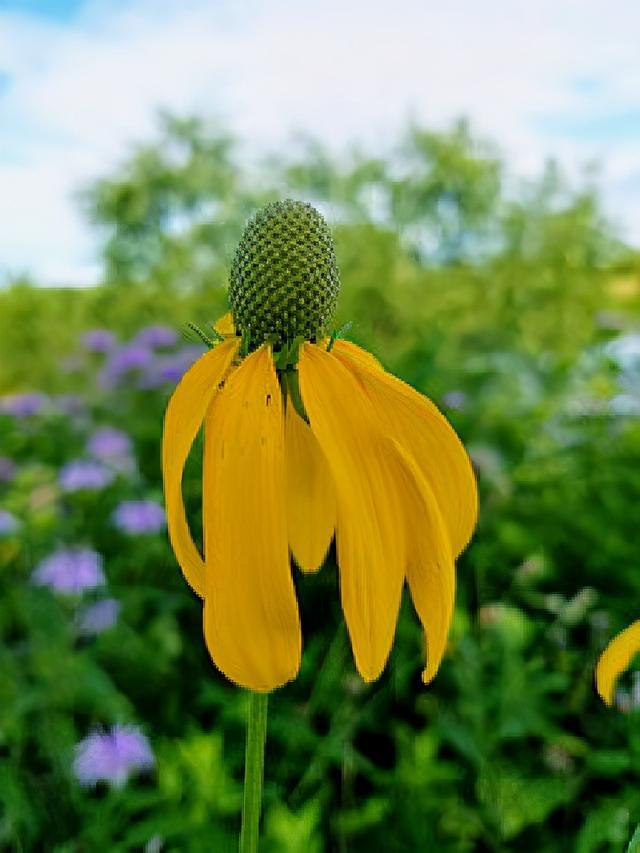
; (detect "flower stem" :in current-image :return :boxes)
[239,691,269,853]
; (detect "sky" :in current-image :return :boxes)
[1,0,640,286]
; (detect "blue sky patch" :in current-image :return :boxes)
[571,76,606,96]
[536,109,640,142]
[1,0,85,22]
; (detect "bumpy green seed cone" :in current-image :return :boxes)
[229,200,340,349]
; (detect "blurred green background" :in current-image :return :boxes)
[2,114,640,851]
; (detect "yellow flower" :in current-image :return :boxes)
[161,200,478,692]
[595,620,640,706]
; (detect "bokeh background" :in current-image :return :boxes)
[2,1,640,850]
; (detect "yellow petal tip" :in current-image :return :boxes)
[213,311,236,337]
[421,668,436,687]
[595,619,640,708]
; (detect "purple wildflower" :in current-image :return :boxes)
[86,428,135,474]
[59,460,114,492]
[140,345,206,388]
[135,325,178,349]
[113,500,166,535]
[0,457,16,482]
[0,393,47,418]
[441,390,467,411]
[32,547,105,595]
[110,344,153,374]
[82,329,116,353]
[87,427,132,460]
[100,344,154,389]
[159,345,205,381]
[77,598,121,636]
[73,725,154,788]
[0,510,20,536]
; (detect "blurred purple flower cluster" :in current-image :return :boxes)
[0,509,20,536]
[100,344,155,389]
[32,545,121,636]
[73,725,154,787]
[59,460,115,492]
[87,427,132,459]
[139,345,206,389]
[134,324,178,349]
[77,598,121,636]
[0,457,16,482]
[32,547,105,595]
[113,500,166,535]
[0,321,189,793]
[82,329,116,353]
[83,323,204,390]
[0,393,48,418]
[441,390,467,411]
[87,427,136,473]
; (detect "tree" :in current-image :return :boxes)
[83,114,261,290]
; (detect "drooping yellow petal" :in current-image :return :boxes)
[391,441,455,684]
[202,346,301,691]
[595,620,640,706]
[330,338,381,371]
[213,312,236,337]
[162,338,239,598]
[285,399,336,572]
[333,339,478,557]
[298,343,407,682]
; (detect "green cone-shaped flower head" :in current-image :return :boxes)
[229,200,340,349]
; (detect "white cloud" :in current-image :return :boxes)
[1,0,640,285]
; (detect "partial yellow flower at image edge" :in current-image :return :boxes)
[595,619,640,706]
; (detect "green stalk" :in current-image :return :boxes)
[239,691,269,853]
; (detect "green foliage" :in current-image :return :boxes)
[1,114,640,850]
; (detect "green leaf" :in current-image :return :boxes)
[478,766,577,840]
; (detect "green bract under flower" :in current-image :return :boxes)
[229,200,340,349]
